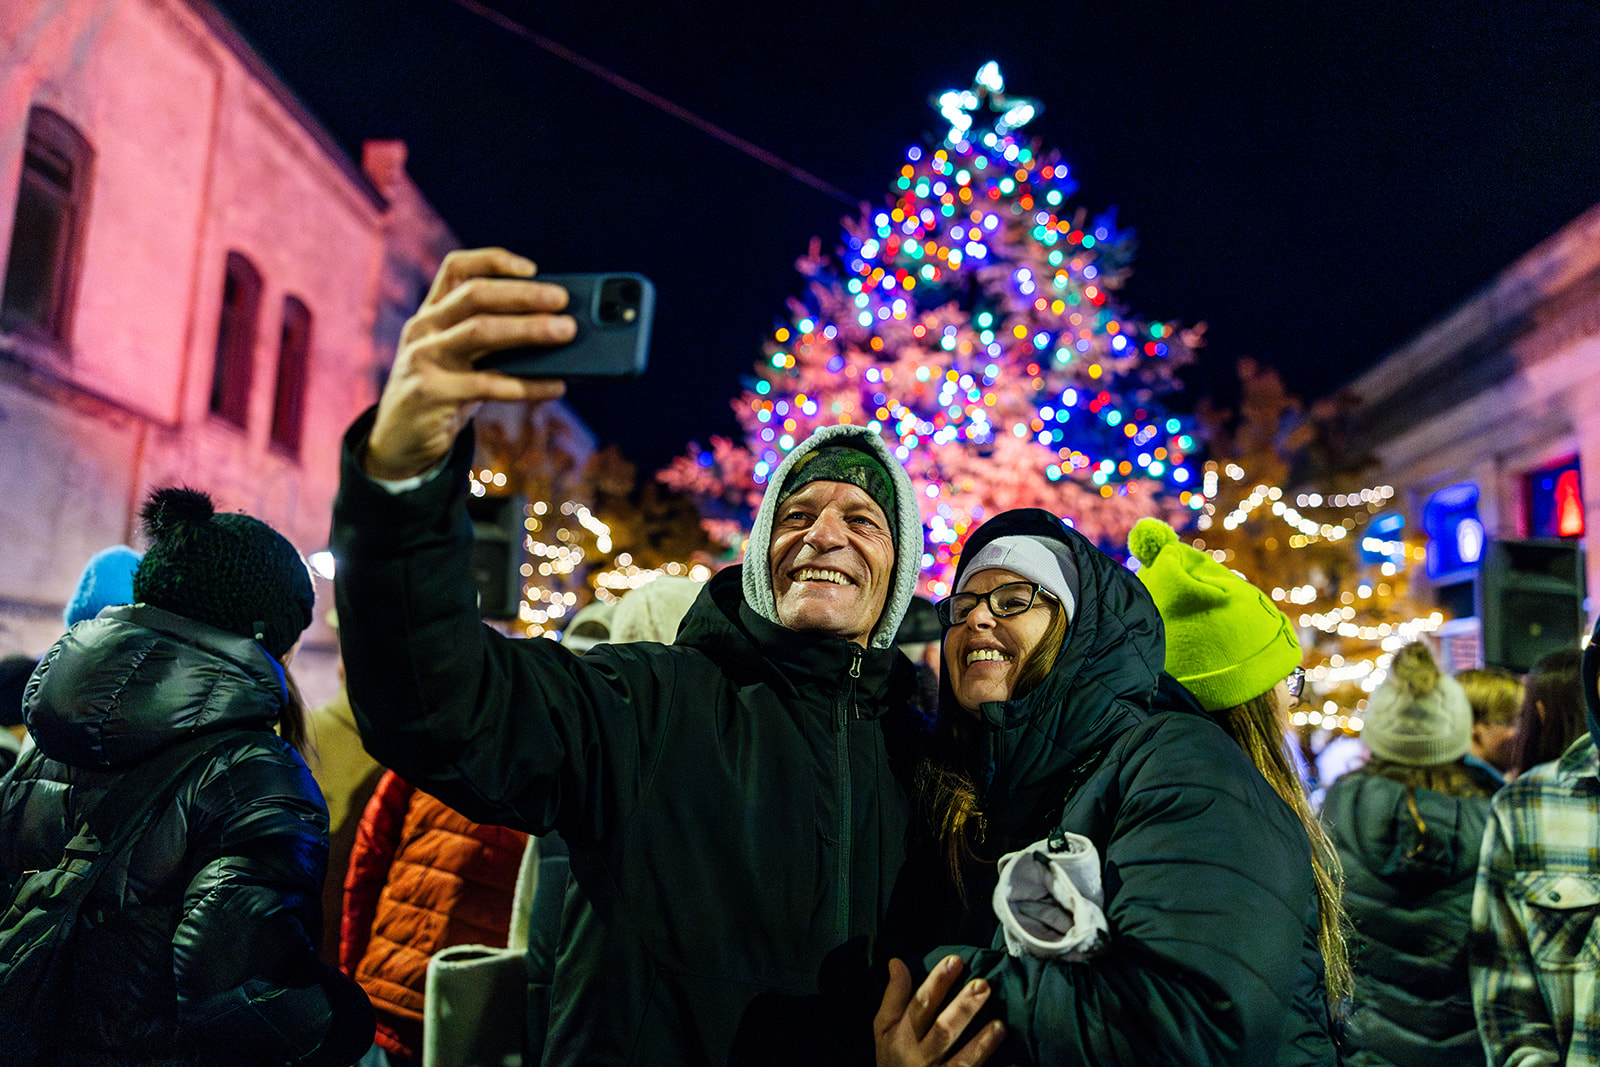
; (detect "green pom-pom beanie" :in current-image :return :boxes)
[1127,517,1302,712]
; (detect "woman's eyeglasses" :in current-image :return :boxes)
[1286,665,1306,700]
[935,581,1050,627]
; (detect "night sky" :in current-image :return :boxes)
[211,0,1600,474]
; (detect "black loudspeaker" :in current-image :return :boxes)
[1479,538,1586,673]
[465,494,527,620]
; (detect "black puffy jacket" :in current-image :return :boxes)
[0,605,373,1066]
[1321,769,1489,1066]
[921,509,1314,1066]
[331,414,927,1066]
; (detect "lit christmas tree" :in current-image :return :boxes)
[660,63,1203,594]
[1185,360,1444,741]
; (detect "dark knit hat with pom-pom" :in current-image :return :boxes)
[132,487,313,659]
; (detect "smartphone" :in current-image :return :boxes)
[479,272,654,379]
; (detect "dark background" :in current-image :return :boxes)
[211,0,1600,473]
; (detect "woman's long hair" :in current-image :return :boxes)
[279,669,311,757]
[1217,693,1353,1007]
[1355,757,1492,800]
[918,597,1068,899]
[1511,648,1585,775]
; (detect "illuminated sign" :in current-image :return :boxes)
[1526,458,1583,539]
[1423,482,1484,578]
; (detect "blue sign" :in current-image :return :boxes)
[1422,482,1484,579]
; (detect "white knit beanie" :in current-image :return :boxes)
[1362,643,1471,766]
[611,575,703,645]
[955,535,1079,624]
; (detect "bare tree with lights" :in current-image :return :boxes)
[1187,360,1445,745]
[660,63,1204,594]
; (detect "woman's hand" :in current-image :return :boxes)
[875,956,1007,1067]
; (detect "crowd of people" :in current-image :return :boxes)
[1,247,1597,1067]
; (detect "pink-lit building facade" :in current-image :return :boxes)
[0,0,455,694]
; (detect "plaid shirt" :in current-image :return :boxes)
[1471,734,1600,1067]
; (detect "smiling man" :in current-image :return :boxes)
[332,248,929,1067]
[748,435,910,647]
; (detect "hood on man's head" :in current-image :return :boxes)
[742,425,923,649]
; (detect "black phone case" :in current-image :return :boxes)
[479,272,654,379]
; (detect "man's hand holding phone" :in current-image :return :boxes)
[365,248,573,482]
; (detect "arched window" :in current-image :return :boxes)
[271,295,312,456]
[210,252,261,427]
[2,107,94,345]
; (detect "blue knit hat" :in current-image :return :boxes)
[63,545,143,628]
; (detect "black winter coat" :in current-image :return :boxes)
[331,415,926,1066]
[1153,675,1340,1067]
[1321,769,1489,1067]
[0,605,373,1066]
[919,509,1314,1066]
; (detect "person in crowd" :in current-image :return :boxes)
[1508,648,1586,777]
[559,596,615,652]
[341,769,529,1067]
[330,247,927,1065]
[1127,517,1348,1064]
[1320,641,1491,1066]
[0,487,372,1065]
[1470,621,1599,1066]
[303,613,385,967]
[0,653,34,774]
[876,508,1313,1067]
[1456,665,1522,787]
[61,543,142,629]
[895,595,943,718]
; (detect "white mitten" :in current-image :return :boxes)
[992,831,1108,959]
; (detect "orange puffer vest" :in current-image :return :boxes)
[340,771,529,1060]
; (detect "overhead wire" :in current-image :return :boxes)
[448,0,860,206]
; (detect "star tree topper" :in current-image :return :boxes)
[933,62,1043,146]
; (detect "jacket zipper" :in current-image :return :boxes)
[837,646,862,943]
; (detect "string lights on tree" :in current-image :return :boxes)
[1185,360,1446,739]
[660,64,1203,592]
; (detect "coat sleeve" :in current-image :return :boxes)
[932,717,1308,1066]
[173,739,375,1067]
[339,770,410,976]
[330,410,659,844]
[1470,800,1562,1066]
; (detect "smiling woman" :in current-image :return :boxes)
[936,534,1079,724]
[877,507,1323,1067]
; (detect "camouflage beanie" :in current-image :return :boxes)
[132,487,313,660]
[779,444,897,533]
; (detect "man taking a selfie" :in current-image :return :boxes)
[331,248,934,1065]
